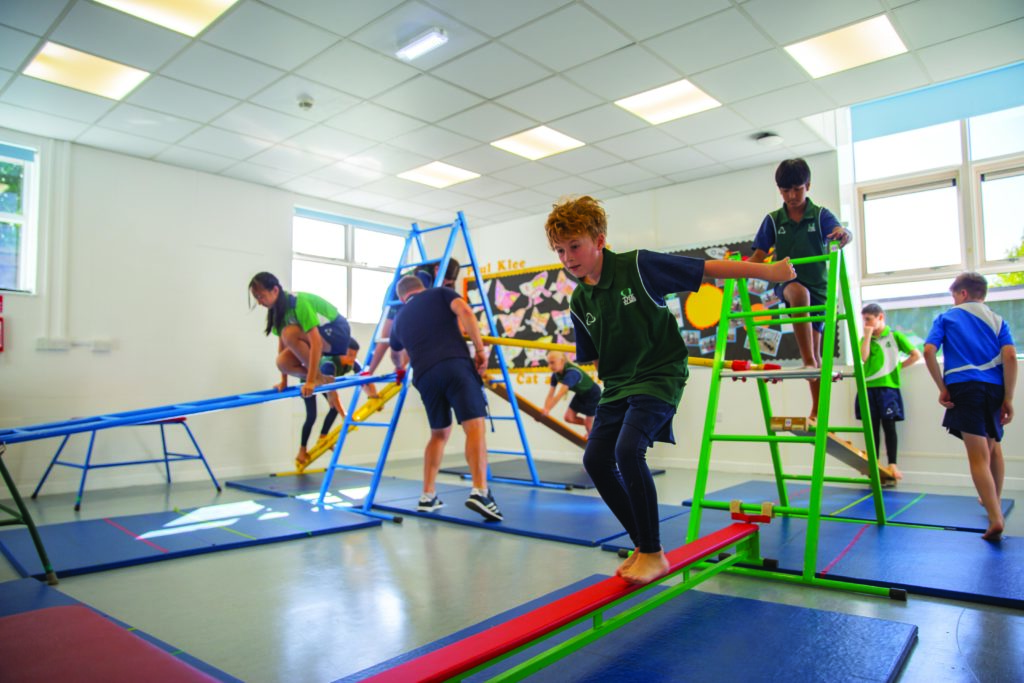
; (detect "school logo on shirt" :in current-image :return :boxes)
[777,225,787,235]
[585,312,597,326]
[621,288,636,306]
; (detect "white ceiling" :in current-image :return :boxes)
[1,0,1022,228]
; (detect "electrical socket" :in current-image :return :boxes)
[36,337,71,352]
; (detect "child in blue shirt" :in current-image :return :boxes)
[923,272,1016,541]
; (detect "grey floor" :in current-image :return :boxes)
[2,460,1022,683]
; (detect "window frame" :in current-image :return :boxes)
[971,156,1024,276]
[0,139,40,294]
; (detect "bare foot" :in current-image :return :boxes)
[616,548,639,577]
[295,447,310,469]
[889,464,903,480]
[620,550,670,585]
[982,518,1004,542]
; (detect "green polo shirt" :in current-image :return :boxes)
[753,198,841,301]
[570,249,704,407]
[862,327,915,389]
[273,292,340,336]
[550,360,597,394]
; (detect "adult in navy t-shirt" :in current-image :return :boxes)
[391,287,471,380]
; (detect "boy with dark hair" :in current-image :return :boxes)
[750,159,852,419]
[546,195,796,585]
[923,272,1016,541]
[858,303,921,480]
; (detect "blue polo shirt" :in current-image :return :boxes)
[925,302,1015,386]
[390,287,470,379]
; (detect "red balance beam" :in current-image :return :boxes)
[364,522,758,683]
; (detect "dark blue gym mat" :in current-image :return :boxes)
[0,497,380,579]
[0,578,241,681]
[688,480,1014,532]
[225,470,464,503]
[340,575,916,682]
[374,484,687,547]
[439,459,666,489]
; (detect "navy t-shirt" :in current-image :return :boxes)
[390,287,470,378]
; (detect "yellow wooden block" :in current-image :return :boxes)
[769,416,809,432]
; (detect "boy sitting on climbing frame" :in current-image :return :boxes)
[545,195,795,585]
[542,351,601,437]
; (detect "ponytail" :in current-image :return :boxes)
[249,272,289,337]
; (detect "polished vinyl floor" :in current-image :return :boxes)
[2,459,1021,683]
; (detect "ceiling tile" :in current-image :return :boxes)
[893,0,1024,48]
[2,76,115,123]
[376,198,433,220]
[250,75,360,123]
[580,162,656,187]
[433,43,550,98]
[497,76,603,122]
[916,19,1024,83]
[262,0,405,37]
[492,163,567,187]
[0,102,88,140]
[375,75,482,123]
[203,3,339,71]
[162,42,284,100]
[0,25,40,71]
[723,149,790,172]
[535,175,609,199]
[246,145,335,175]
[97,103,201,143]
[741,0,884,44]
[298,41,418,99]
[631,146,718,175]
[786,139,836,158]
[49,1,187,72]
[594,127,683,160]
[538,146,621,174]
[658,107,753,145]
[491,187,550,210]
[326,102,424,142]
[0,68,13,89]
[460,199,523,219]
[450,176,522,200]
[501,4,631,72]
[437,103,535,143]
[333,188,394,209]
[616,177,674,195]
[549,104,647,143]
[311,160,383,186]
[388,125,478,158]
[694,134,776,163]
[127,76,239,123]
[667,164,730,184]
[212,103,313,143]
[730,83,837,127]
[179,126,273,160]
[814,53,929,107]
[0,0,72,36]
[412,188,475,210]
[584,0,729,40]
[564,46,681,101]
[349,1,488,69]
[284,125,376,159]
[759,120,824,148]
[222,161,298,186]
[643,9,771,75]
[345,144,431,174]
[76,127,167,158]
[424,0,570,37]
[282,175,352,199]
[156,146,235,174]
[442,144,527,174]
[691,49,807,104]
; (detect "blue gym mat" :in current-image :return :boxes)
[439,458,666,489]
[339,574,916,682]
[0,497,380,579]
[0,578,241,681]
[374,483,688,547]
[613,507,1024,609]
[225,470,464,503]
[687,480,1014,532]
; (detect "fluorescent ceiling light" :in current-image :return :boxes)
[491,126,585,161]
[23,42,150,100]
[93,0,238,37]
[396,27,448,61]
[398,161,479,188]
[785,15,907,78]
[615,80,721,125]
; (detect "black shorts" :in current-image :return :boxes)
[943,381,1005,442]
[590,394,677,446]
[568,384,602,417]
[414,357,486,430]
[855,386,905,422]
[319,318,351,356]
[774,281,825,334]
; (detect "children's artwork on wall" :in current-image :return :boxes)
[466,263,579,369]
[668,239,839,362]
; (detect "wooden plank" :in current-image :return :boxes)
[485,382,587,449]
[362,523,758,683]
[788,428,896,483]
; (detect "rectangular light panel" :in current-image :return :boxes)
[94,0,239,37]
[490,126,585,160]
[785,15,908,79]
[615,80,721,125]
[23,42,150,100]
[398,161,480,188]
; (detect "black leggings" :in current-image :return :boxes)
[301,395,339,446]
[871,416,898,465]
[582,423,661,553]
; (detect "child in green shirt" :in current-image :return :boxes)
[543,351,601,437]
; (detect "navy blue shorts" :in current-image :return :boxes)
[943,381,1005,442]
[568,384,602,417]
[855,386,905,422]
[414,357,487,430]
[319,318,351,356]
[774,280,825,333]
[590,394,677,446]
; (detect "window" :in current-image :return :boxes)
[978,166,1024,264]
[0,141,38,292]
[291,210,407,324]
[853,121,961,183]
